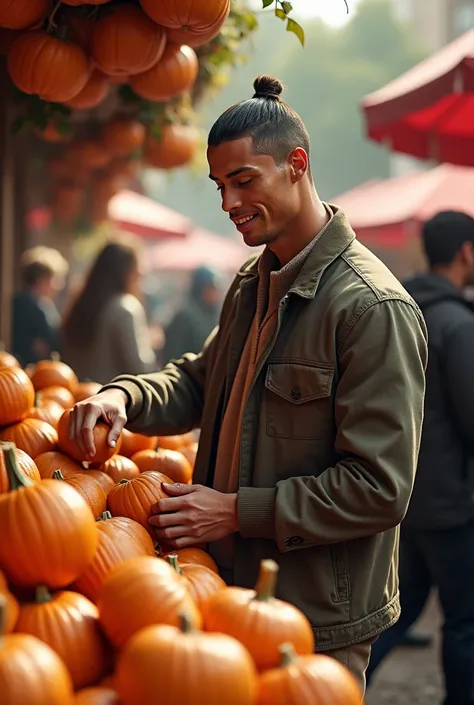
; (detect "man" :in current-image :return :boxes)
[12,246,69,367]
[69,75,427,693]
[163,265,222,362]
[367,211,474,705]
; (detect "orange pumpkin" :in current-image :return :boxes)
[75,512,155,602]
[63,0,111,4]
[0,446,40,493]
[68,139,111,170]
[39,385,76,408]
[7,31,90,102]
[64,13,95,55]
[97,555,201,647]
[28,395,64,429]
[257,643,363,705]
[101,455,140,483]
[0,570,19,633]
[91,5,167,77]
[163,547,219,573]
[0,442,98,588]
[0,366,35,426]
[0,596,75,704]
[140,0,230,47]
[75,687,120,704]
[167,553,225,609]
[115,614,257,705]
[131,44,198,102]
[53,470,107,519]
[35,451,84,479]
[0,0,49,30]
[64,70,110,110]
[15,586,110,690]
[179,441,198,469]
[30,355,79,394]
[131,448,192,484]
[84,470,116,495]
[0,344,19,369]
[145,124,198,169]
[57,409,122,464]
[156,432,196,450]
[106,471,172,537]
[119,428,156,458]
[202,559,315,671]
[75,381,102,403]
[103,118,145,157]
[0,417,58,457]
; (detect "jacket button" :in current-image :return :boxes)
[284,536,304,547]
[291,387,302,401]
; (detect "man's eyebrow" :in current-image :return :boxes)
[208,166,259,181]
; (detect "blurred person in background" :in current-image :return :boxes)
[367,211,474,705]
[12,246,68,367]
[162,265,222,362]
[61,239,156,384]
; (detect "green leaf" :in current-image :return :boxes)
[281,1,293,14]
[11,117,27,134]
[275,8,286,20]
[286,17,305,46]
[262,0,274,6]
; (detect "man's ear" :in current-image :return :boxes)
[288,147,308,183]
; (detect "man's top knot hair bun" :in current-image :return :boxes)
[252,75,284,101]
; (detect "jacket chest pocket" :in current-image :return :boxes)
[265,363,335,440]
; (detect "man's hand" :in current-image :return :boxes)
[69,389,129,460]
[149,483,238,550]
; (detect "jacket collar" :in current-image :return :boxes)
[236,204,355,299]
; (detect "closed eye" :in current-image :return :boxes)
[238,178,253,187]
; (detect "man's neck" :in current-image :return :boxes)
[269,194,330,267]
[432,267,464,291]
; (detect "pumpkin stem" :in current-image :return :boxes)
[119,479,129,485]
[35,586,52,604]
[166,553,184,575]
[278,642,298,667]
[52,470,65,480]
[254,559,279,602]
[100,511,113,521]
[0,442,34,491]
[50,351,61,362]
[179,613,197,635]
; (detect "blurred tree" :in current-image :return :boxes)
[146,0,426,232]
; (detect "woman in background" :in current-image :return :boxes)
[61,240,156,384]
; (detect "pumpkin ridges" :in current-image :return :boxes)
[106,471,172,536]
[64,69,109,110]
[53,470,107,519]
[101,455,140,483]
[0,417,58,457]
[28,396,64,429]
[163,547,219,573]
[167,554,226,609]
[0,0,49,30]
[57,409,122,464]
[85,470,116,495]
[39,385,76,408]
[130,43,198,102]
[119,429,156,458]
[0,366,35,426]
[131,448,192,484]
[30,356,79,393]
[35,451,84,478]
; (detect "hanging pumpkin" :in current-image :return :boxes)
[131,448,192,484]
[100,455,140,483]
[0,595,75,704]
[131,44,198,102]
[0,570,19,633]
[115,613,257,705]
[7,31,90,102]
[162,547,219,574]
[0,442,98,588]
[75,381,102,403]
[97,555,201,648]
[35,123,69,143]
[91,5,167,77]
[68,139,111,171]
[0,343,19,370]
[201,559,315,671]
[30,354,78,394]
[0,0,49,30]
[63,0,111,5]
[103,118,145,157]
[140,0,230,47]
[145,124,198,170]
[53,470,107,519]
[0,417,58,457]
[119,428,156,458]
[74,512,155,602]
[166,553,225,609]
[257,643,363,705]
[39,385,76,409]
[28,395,64,429]
[84,469,116,495]
[0,445,40,493]
[57,409,122,464]
[106,471,172,537]
[0,366,35,426]
[64,70,110,110]
[35,450,84,479]
[75,687,120,705]
[15,586,110,691]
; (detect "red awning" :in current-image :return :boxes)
[108,190,191,240]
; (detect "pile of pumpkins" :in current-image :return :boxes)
[0,347,363,704]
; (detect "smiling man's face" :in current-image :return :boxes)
[207,135,303,249]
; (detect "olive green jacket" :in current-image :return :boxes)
[104,207,427,651]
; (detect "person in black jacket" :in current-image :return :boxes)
[367,211,474,704]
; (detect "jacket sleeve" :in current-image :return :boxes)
[238,298,428,549]
[444,319,474,447]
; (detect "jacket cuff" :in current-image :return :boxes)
[238,487,277,540]
[100,379,144,423]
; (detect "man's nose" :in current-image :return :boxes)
[221,188,242,213]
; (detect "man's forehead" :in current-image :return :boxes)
[207,138,272,179]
